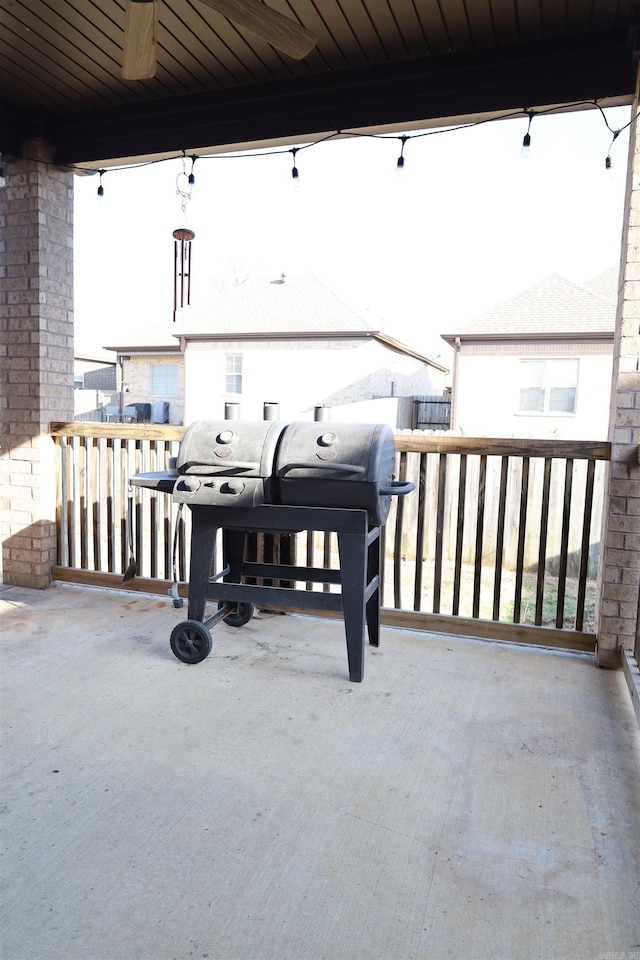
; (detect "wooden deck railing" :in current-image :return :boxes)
[50,423,610,653]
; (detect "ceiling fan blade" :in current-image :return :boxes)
[122,0,158,80]
[196,0,317,59]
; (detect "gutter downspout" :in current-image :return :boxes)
[118,355,126,421]
[450,337,461,431]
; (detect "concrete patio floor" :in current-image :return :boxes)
[1,582,639,960]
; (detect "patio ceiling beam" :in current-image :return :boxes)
[4,28,633,166]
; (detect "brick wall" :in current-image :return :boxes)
[121,355,184,424]
[0,154,74,587]
[597,70,640,666]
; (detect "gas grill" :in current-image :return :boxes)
[131,419,414,681]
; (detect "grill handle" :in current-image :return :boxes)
[277,461,366,475]
[180,459,260,473]
[378,480,415,496]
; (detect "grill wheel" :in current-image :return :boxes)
[170,619,213,663]
[220,602,254,627]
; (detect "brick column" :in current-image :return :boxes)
[596,71,640,667]
[0,148,74,588]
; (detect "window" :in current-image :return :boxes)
[151,364,178,397]
[225,354,242,394]
[518,359,578,415]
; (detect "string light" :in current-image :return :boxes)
[290,147,300,186]
[96,169,105,202]
[396,136,408,175]
[521,111,534,157]
[594,101,627,174]
[605,130,620,174]
[59,98,635,195]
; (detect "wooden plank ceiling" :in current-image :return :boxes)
[0,0,636,165]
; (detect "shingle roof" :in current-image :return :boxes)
[442,270,618,342]
[103,271,448,371]
[580,265,619,304]
[175,272,375,336]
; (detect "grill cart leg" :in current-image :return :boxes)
[187,510,219,623]
[365,527,381,649]
[337,530,368,682]
[167,509,218,663]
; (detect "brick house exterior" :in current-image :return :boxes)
[0,148,74,588]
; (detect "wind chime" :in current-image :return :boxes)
[173,226,195,320]
[173,155,196,321]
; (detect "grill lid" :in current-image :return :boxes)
[274,421,396,483]
[177,419,286,477]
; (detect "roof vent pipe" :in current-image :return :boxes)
[263,402,280,420]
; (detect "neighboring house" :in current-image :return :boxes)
[106,273,448,427]
[441,267,618,439]
[103,330,183,424]
[73,350,117,422]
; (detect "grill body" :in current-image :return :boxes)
[131,419,414,681]
[274,421,397,525]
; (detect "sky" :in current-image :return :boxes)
[73,103,631,360]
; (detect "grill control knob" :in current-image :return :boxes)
[218,430,234,443]
[181,476,201,492]
[226,479,245,495]
[318,432,337,446]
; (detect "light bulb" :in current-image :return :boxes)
[290,149,300,187]
[396,136,408,176]
[521,132,531,158]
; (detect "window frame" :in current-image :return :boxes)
[517,358,579,416]
[225,353,243,395]
[150,363,178,398]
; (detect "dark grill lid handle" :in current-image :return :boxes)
[179,459,260,474]
[277,461,366,476]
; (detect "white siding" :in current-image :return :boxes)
[452,343,612,438]
[184,339,442,424]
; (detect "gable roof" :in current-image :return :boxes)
[441,270,618,345]
[175,272,374,337]
[106,271,448,372]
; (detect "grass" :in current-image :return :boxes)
[293,533,597,635]
[382,558,597,632]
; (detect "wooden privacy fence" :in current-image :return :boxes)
[50,423,610,653]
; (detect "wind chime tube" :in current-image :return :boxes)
[173,240,178,317]
[172,227,195,320]
[186,240,192,306]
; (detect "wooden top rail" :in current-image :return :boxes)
[50,423,611,461]
[393,434,611,460]
[50,422,186,441]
